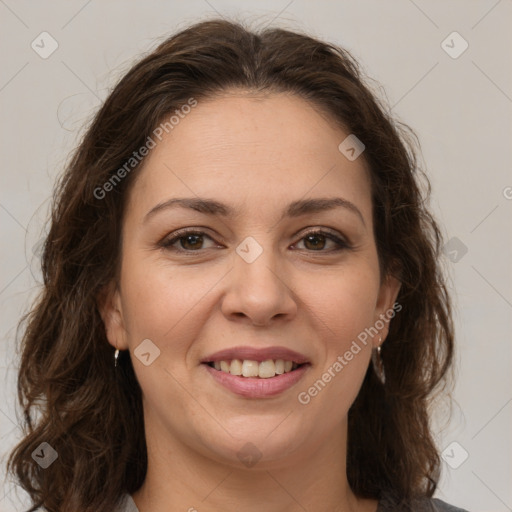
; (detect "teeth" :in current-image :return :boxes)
[211,359,301,378]
[258,359,275,379]
[230,359,242,376]
[242,360,259,377]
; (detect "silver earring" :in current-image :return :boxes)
[114,349,119,368]
[371,337,385,385]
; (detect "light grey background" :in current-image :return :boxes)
[1,1,511,511]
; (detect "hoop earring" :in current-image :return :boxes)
[114,349,120,368]
[371,337,385,385]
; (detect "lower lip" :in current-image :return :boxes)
[203,363,310,398]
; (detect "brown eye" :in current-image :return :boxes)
[294,230,350,252]
[161,230,217,252]
[303,234,327,250]
[179,234,204,250]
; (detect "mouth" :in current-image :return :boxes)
[200,346,311,398]
[205,359,305,379]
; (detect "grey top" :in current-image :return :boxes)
[377,496,469,511]
[118,494,139,512]
[116,493,469,511]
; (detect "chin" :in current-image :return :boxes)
[194,414,312,468]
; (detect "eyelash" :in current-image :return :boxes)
[159,228,351,254]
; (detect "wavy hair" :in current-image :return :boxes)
[7,18,454,511]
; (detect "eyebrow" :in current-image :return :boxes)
[144,196,366,227]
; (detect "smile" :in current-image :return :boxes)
[200,345,311,398]
[207,359,301,378]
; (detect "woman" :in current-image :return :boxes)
[7,18,468,512]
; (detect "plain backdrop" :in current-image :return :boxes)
[1,1,511,511]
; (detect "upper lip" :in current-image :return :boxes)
[201,346,310,364]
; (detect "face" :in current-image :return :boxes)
[101,90,400,469]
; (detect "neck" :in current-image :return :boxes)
[132,414,378,512]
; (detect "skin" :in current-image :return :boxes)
[100,90,401,512]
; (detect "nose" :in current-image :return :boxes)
[220,243,298,326]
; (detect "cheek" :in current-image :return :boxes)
[119,252,226,354]
[292,267,378,420]
[307,265,380,344]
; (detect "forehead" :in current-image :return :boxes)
[125,91,372,224]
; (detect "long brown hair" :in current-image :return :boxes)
[7,18,454,511]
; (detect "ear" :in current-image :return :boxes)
[372,272,402,348]
[97,281,129,351]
